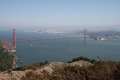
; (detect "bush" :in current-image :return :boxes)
[14,60,49,71]
[50,61,120,80]
[0,47,13,71]
[68,56,96,63]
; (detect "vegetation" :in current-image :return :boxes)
[21,61,120,80]
[68,56,96,63]
[19,57,120,80]
[21,71,50,80]
[1,54,119,80]
[13,60,48,71]
[0,47,13,71]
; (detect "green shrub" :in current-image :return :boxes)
[68,56,96,63]
[14,60,49,71]
[0,47,13,71]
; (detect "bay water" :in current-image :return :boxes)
[0,29,120,66]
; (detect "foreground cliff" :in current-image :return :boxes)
[0,47,14,71]
[0,40,17,71]
[0,60,120,80]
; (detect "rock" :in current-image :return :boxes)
[35,66,53,74]
[11,71,25,80]
[0,72,11,80]
[69,60,93,67]
[0,40,12,53]
[0,71,25,80]
[46,62,67,70]
[35,62,67,75]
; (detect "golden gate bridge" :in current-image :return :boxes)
[12,29,91,50]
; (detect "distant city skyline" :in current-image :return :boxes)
[0,0,120,31]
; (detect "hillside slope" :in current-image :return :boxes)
[0,47,14,71]
[0,60,120,80]
[0,60,92,80]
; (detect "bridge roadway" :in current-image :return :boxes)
[16,37,83,42]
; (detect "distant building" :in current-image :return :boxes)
[95,37,106,41]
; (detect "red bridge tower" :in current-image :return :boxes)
[13,29,16,48]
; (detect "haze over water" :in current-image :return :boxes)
[0,0,120,31]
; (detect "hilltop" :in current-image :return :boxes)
[0,60,93,80]
[0,58,120,80]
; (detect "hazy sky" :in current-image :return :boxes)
[0,0,120,30]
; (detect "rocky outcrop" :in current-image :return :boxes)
[36,61,93,74]
[0,40,12,53]
[0,60,93,80]
[0,40,18,69]
[69,60,93,67]
[0,71,25,80]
